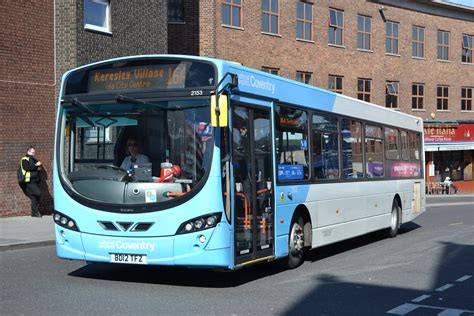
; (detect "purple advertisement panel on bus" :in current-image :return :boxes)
[368,162,384,177]
[391,162,420,177]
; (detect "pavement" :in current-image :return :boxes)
[0,194,472,252]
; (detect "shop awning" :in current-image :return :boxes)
[425,142,474,151]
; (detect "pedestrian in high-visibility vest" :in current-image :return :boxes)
[20,146,42,217]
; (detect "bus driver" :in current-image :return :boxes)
[120,137,150,173]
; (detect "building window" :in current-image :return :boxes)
[412,26,425,58]
[296,1,313,40]
[462,34,473,63]
[437,30,449,61]
[84,0,110,33]
[412,83,425,110]
[168,0,184,22]
[461,87,473,111]
[262,67,279,75]
[433,151,463,181]
[328,75,343,94]
[437,85,449,111]
[357,15,371,50]
[357,78,371,102]
[222,0,242,27]
[296,71,312,84]
[329,8,343,46]
[385,81,399,109]
[386,21,399,54]
[262,0,279,34]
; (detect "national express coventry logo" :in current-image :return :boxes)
[237,73,275,95]
[98,241,156,251]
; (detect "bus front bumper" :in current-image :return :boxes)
[54,223,232,268]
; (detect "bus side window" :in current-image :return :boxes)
[312,113,339,180]
[342,119,364,179]
[275,105,309,181]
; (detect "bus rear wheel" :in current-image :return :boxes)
[385,200,400,238]
[286,217,305,269]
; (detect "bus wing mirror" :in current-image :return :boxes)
[210,94,228,127]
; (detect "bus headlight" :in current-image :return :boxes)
[53,211,80,232]
[177,213,222,234]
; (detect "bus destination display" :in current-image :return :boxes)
[88,64,187,92]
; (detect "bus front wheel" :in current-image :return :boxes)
[287,217,305,269]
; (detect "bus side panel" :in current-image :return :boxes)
[305,180,422,249]
[274,185,310,258]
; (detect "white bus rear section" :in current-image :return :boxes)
[302,180,425,249]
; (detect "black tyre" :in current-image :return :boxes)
[286,216,305,269]
[385,200,400,238]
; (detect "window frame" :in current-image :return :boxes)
[462,34,473,64]
[296,1,313,41]
[357,15,372,51]
[385,81,399,109]
[328,8,344,46]
[437,30,450,61]
[357,78,371,102]
[328,75,343,94]
[222,0,243,28]
[168,0,184,23]
[386,21,399,55]
[461,87,473,111]
[262,0,279,34]
[411,83,425,110]
[412,25,425,58]
[436,85,449,111]
[84,0,111,34]
[296,71,313,85]
[262,66,279,75]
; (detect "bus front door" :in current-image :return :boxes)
[232,104,274,266]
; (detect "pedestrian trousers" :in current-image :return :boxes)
[25,182,41,215]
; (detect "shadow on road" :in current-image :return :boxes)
[282,242,474,315]
[68,223,422,288]
[69,260,287,288]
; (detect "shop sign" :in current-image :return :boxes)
[424,123,474,143]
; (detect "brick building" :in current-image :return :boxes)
[1,0,167,217]
[168,0,474,192]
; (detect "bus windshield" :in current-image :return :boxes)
[60,98,213,207]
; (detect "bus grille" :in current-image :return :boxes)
[97,221,154,232]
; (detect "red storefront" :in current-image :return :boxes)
[424,121,474,193]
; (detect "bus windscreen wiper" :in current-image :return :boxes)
[116,94,168,110]
[166,103,209,110]
[70,98,95,114]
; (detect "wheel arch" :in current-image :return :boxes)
[292,204,312,247]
